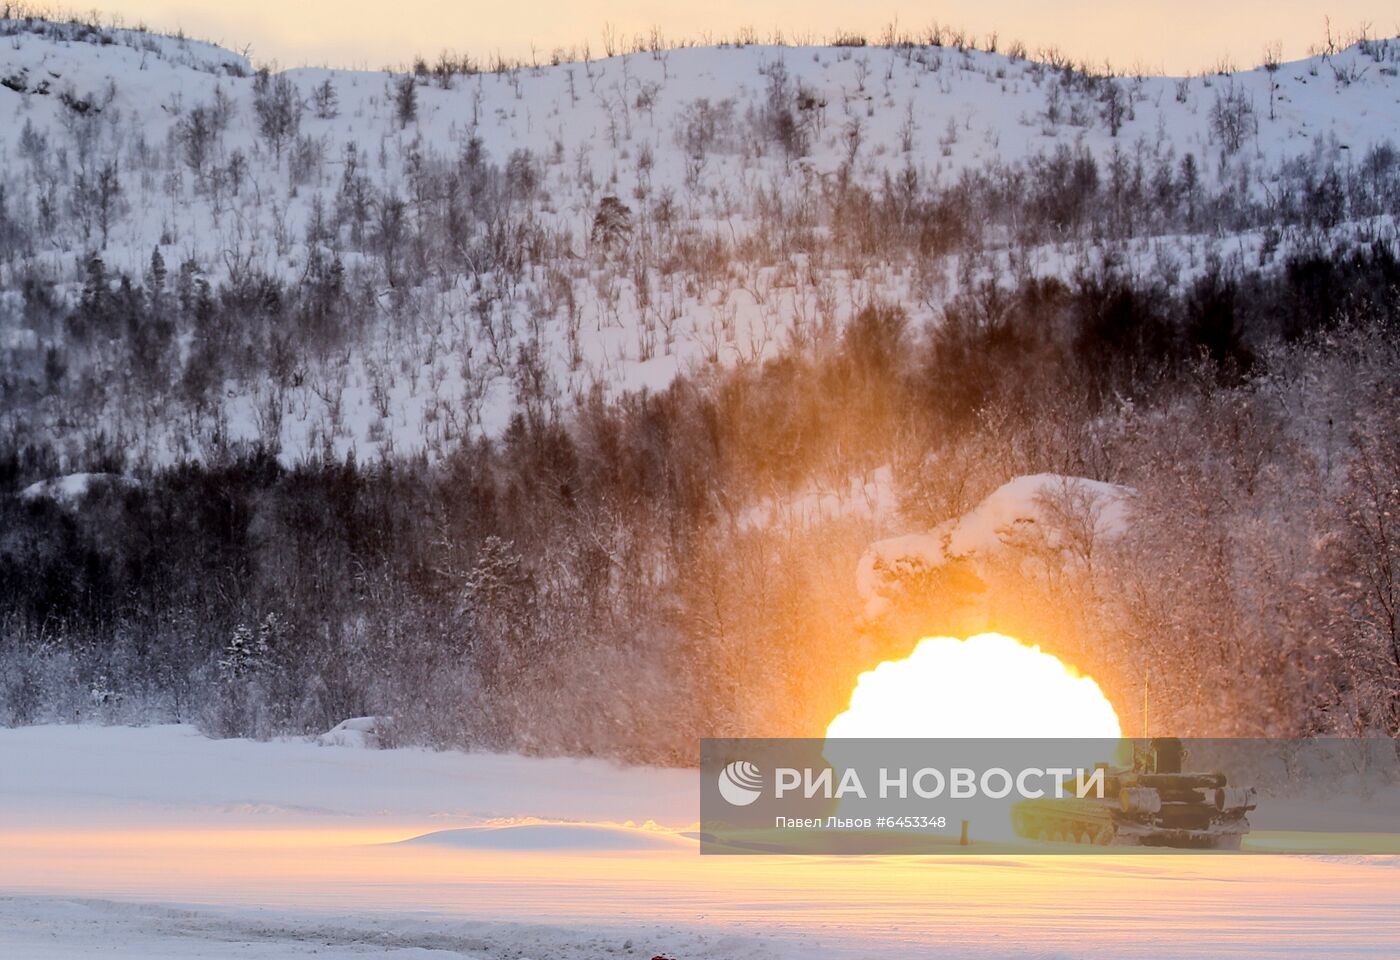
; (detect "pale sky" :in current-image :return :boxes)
[93,1,1400,74]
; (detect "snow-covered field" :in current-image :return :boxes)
[2,724,1398,958]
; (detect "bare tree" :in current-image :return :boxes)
[1209,81,1255,155]
[1262,42,1282,121]
[1100,79,1128,137]
[176,106,215,177]
[70,160,123,246]
[253,70,302,159]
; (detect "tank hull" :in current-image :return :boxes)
[1011,769,1255,850]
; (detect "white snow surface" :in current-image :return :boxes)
[3,723,1400,958]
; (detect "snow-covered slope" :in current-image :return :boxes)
[3,19,1399,467]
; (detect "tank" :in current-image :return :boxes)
[1011,738,1257,849]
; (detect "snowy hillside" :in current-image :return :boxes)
[4,17,1400,757]
[3,17,1399,466]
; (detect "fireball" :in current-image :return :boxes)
[826,632,1121,739]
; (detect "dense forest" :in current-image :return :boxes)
[3,244,1398,761]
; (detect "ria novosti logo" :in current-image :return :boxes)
[717,760,764,806]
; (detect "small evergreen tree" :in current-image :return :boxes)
[311,78,338,119]
[219,624,260,680]
[393,73,418,128]
[590,196,632,251]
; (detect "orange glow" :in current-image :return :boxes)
[826,632,1121,739]
[2,821,1397,950]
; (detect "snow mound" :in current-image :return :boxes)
[316,716,391,748]
[858,474,1132,620]
[18,472,134,506]
[399,823,690,851]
